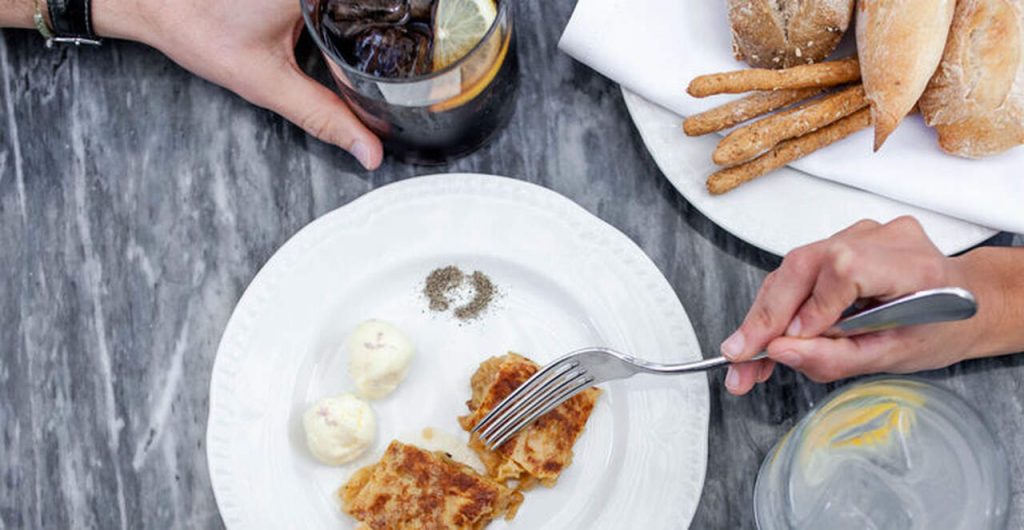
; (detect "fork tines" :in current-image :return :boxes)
[472,356,595,450]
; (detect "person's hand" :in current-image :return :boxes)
[720,216,987,395]
[94,0,384,170]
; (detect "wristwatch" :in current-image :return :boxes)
[34,0,102,47]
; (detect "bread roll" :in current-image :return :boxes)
[856,0,957,150]
[919,0,1024,158]
[727,0,854,69]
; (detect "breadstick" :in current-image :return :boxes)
[683,88,823,136]
[706,108,871,195]
[713,85,867,166]
[687,58,860,98]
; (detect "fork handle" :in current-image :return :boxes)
[655,287,977,374]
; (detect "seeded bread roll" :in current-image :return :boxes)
[919,0,1024,158]
[727,0,854,69]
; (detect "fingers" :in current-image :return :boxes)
[719,218,885,394]
[872,216,950,294]
[724,359,775,395]
[720,244,824,361]
[839,217,944,298]
[791,218,949,338]
[757,360,776,383]
[767,334,890,382]
[720,219,886,362]
[721,216,954,393]
[249,63,384,170]
[787,241,864,337]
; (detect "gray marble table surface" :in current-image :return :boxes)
[2,2,1022,528]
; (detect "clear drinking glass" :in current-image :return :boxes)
[754,377,1009,530]
[300,0,519,164]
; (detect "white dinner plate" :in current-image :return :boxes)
[207,174,710,530]
[621,90,998,256]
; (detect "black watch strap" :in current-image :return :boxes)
[47,0,102,46]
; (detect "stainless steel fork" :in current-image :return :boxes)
[472,287,977,449]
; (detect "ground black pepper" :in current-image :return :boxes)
[423,266,497,321]
[454,271,496,321]
[424,266,464,312]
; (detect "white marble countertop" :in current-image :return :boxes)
[1,3,1022,528]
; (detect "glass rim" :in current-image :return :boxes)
[301,0,511,85]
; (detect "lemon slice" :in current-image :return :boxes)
[432,0,498,70]
[429,28,509,112]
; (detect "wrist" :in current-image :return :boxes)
[0,0,42,30]
[90,0,151,41]
[950,247,1024,360]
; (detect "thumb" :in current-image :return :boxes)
[251,63,384,170]
[765,334,888,383]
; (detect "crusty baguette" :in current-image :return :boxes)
[727,0,854,69]
[856,0,957,150]
[683,88,823,136]
[687,58,860,97]
[713,85,868,165]
[707,108,871,195]
[919,0,1024,158]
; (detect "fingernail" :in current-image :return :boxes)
[773,350,802,368]
[786,316,802,337]
[725,366,740,390]
[350,141,373,170]
[721,331,745,360]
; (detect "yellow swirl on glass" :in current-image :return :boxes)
[808,382,926,450]
[796,381,928,481]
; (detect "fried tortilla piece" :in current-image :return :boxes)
[339,441,523,530]
[458,353,601,490]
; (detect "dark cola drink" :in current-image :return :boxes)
[304,0,519,164]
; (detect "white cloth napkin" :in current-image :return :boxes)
[559,0,1024,234]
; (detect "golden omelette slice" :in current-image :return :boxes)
[459,353,601,491]
[339,440,522,530]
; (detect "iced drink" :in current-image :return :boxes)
[302,0,519,164]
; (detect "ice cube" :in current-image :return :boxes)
[326,0,409,22]
[800,468,914,530]
[351,25,432,78]
[409,0,435,19]
[323,0,411,38]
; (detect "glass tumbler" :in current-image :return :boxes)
[754,377,1009,530]
[301,0,519,164]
